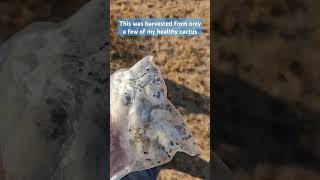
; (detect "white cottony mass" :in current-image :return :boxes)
[110,56,198,180]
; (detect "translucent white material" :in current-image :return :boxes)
[110,56,198,180]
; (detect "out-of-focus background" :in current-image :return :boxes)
[110,0,210,180]
[2,0,320,180]
[0,0,89,43]
[214,0,320,179]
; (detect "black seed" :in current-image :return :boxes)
[129,129,132,132]
[170,141,174,146]
[45,106,68,140]
[168,155,171,158]
[166,105,172,112]
[123,95,131,106]
[144,152,148,154]
[156,91,160,98]
[158,161,161,163]
[176,142,179,145]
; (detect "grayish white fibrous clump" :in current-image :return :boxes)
[0,1,108,180]
[110,56,198,180]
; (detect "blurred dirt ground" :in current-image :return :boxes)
[0,0,211,179]
[110,0,210,179]
[214,0,320,179]
[0,0,89,43]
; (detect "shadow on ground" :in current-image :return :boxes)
[166,79,210,115]
[214,73,320,179]
[162,152,210,179]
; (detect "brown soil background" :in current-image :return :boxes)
[1,0,320,180]
[110,0,210,179]
[0,0,211,179]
